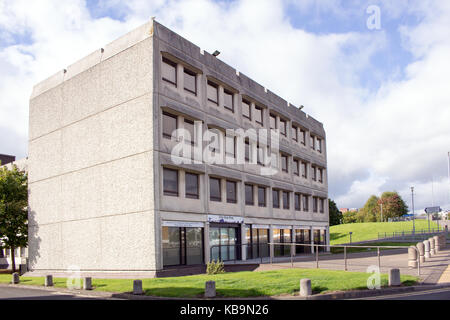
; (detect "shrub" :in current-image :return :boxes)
[206,260,225,275]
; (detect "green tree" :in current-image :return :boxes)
[378,191,408,221]
[361,195,380,222]
[328,199,343,226]
[0,165,28,273]
[342,210,357,224]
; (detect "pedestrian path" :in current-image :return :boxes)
[438,265,450,283]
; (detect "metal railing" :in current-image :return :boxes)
[209,242,422,276]
[377,229,444,240]
[266,242,421,276]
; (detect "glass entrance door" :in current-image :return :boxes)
[209,224,240,262]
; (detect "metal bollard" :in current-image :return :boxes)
[45,275,53,287]
[300,279,312,297]
[408,246,418,268]
[205,281,216,298]
[423,240,430,259]
[133,280,143,295]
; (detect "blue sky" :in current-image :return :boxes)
[1,0,449,211]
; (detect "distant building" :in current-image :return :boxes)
[0,154,15,166]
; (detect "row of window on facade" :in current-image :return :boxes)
[162,225,327,267]
[162,57,324,153]
[163,168,326,213]
[162,111,326,181]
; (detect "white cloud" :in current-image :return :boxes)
[0,0,449,211]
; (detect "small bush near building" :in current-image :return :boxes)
[206,260,225,275]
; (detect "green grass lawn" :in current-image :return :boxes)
[330,220,440,245]
[0,269,418,298]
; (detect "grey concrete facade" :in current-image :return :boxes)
[27,20,329,276]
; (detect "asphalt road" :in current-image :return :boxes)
[357,287,450,300]
[0,286,105,300]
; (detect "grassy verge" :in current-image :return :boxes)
[330,242,418,254]
[0,269,418,298]
[330,220,441,245]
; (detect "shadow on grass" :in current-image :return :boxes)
[330,233,348,242]
[140,287,272,298]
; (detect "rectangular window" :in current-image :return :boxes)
[245,184,254,206]
[183,69,197,94]
[163,168,178,196]
[271,152,278,169]
[207,81,219,105]
[224,89,234,111]
[272,189,280,209]
[282,191,290,209]
[226,136,236,159]
[318,168,324,183]
[302,195,309,212]
[242,99,251,120]
[163,227,204,266]
[270,114,277,130]
[293,159,299,176]
[226,180,237,204]
[162,58,177,86]
[210,177,221,202]
[280,119,287,136]
[292,125,298,142]
[245,139,250,163]
[257,143,264,166]
[281,154,288,173]
[255,106,263,125]
[320,198,325,213]
[258,187,266,207]
[313,197,318,213]
[312,166,317,181]
[185,173,199,199]
[317,138,322,153]
[163,112,177,139]
[310,135,315,150]
[295,193,301,211]
[184,119,195,146]
[300,129,306,145]
[302,162,308,179]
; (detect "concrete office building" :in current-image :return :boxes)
[28,20,328,277]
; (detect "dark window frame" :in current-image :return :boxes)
[183,68,197,95]
[245,184,254,206]
[162,112,178,139]
[242,99,251,120]
[281,154,288,173]
[162,57,177,86]
[282,191,290,210]
[185,172,199,199]
[258,186,266,207]
[302,194,309,212]
[224,89,234,112]
[226,180,237,204]
[163,168,179,197]
[293,159,300,176]
[209,177,222,202]
[272,189,280,209]
[280,119,287,136]
[255,106,263,125]
[292,125,298,142]
[270,114,277,130]
[295,193,301,211]
[207,80,219,105]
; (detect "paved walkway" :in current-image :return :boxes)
[253,247,450,284]
[438,265,450,283]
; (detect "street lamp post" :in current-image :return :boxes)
[411,187,415,234]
